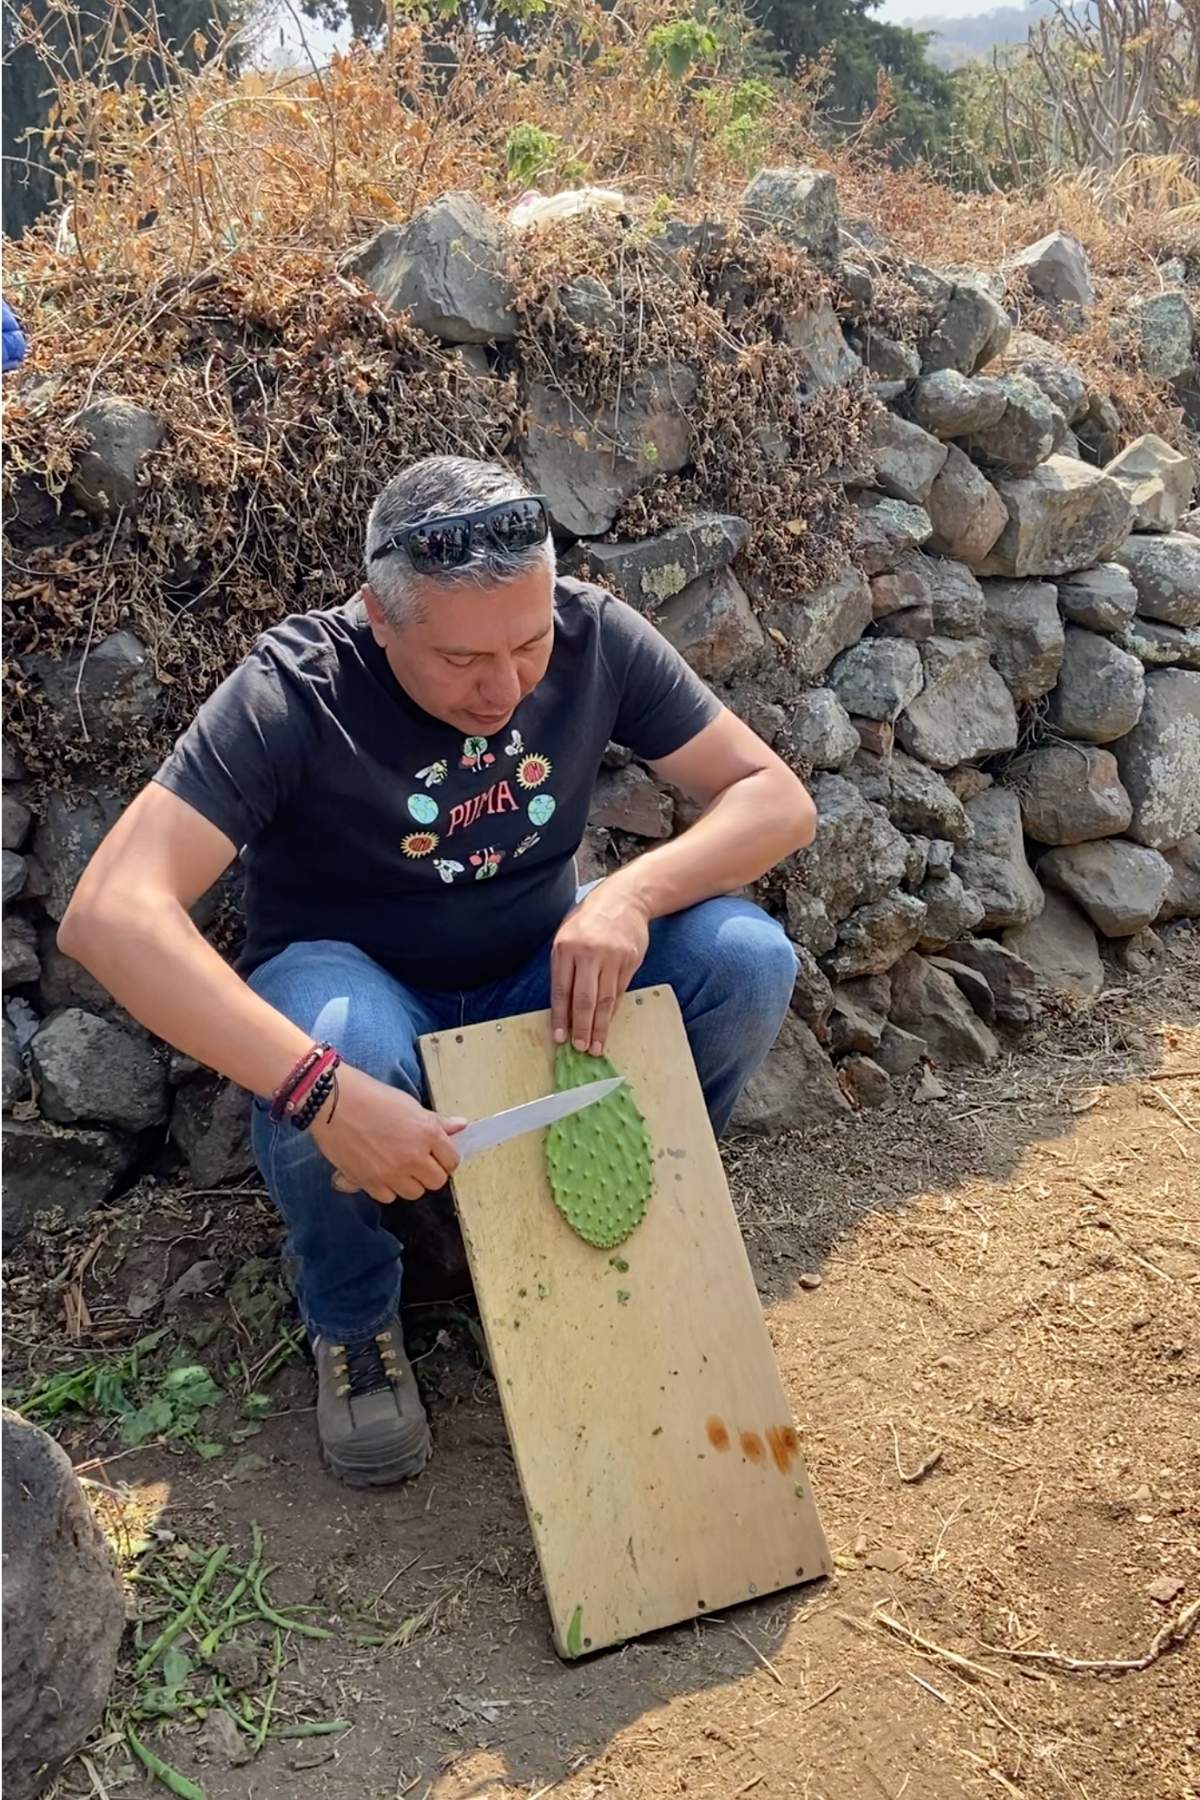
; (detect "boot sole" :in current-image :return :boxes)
[320,1425,432,1489]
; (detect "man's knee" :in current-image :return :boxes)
[707,902,797,1020]
[248,940,422,1089]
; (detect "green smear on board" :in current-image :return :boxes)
[566,1604,584,1658]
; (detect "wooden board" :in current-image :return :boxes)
[419,985,831,1658]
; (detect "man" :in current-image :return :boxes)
[61,457,816,1488]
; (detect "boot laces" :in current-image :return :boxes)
[331,1331,400,1399]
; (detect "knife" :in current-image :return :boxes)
[454,1076,624,1163]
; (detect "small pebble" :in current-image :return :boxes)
[1130,1484,1153,1505]
[865,1546,908,1573]
[1147,1576,1185,1606]
[798,1272,823,1291]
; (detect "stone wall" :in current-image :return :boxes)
[4,174,1199,1237]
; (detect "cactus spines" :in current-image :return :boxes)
[545,1044,652,1249]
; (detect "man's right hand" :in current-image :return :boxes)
[310,1065,465,1203]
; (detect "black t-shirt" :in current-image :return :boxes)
[154,578,721,991]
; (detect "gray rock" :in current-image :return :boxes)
[920,281,1012,376]
[852,496,933,575]
[905,832,931,886]
[2,1118,136,1241]
[851,328,920,382]
[790,773,911,924]
[740,165,840,265]
[582,514,750,610]
[945,938,1041,1025]
[876,603,933,642]
[965,374,1057,473]
[786,689,860,771]
[953,788,1044,928]
[925,445,1008,566]
[35,931,114,1013]
[839,1054,892,1108]
[980,578,1064,702]
[1105,435,1195,534]
[912,369,1008,438]
[32,789,125,922]
[1076,388,1122,464]
[888,951,1000,1066]
[1057,563,1138,632]
[1115,617,1198,667]
[2,737,26,782]
[928,955,996,1023]
[30,1009,168,1132]
[766,567,873,680]
[783,304,862,389]
[1039,839,1173,936]
[69,398,164,518]
[1115,533,1200,628]
[1011,231,1094,309]
[785,888,837,956]
[925,838,955,879]
[2,793,30,851]
[170,1078,254,1190]
[887,752,972,843]
[345,194,516,343]
[1158,834,1200,920]
[2,917,39,991]
[896,636,1018,769]
[26,630,161,752]
[979,457,1133,579]
[3,1020,28,1109]
[1011,742,1132,845]
[731,1016,850,1131]
[874,1022,927,1076]
[559,273,618,332]
[829,639,923,722]
[824,892,928,980]
[522,365,696,537]
[828,975,890,1054]
[1118,291,1195,382]
[656,567,763,680]
[790,946,835,1034]
[868,412,948,505]
[2,1411,126,1796]
[1048,625,1146,743]
[2,850,26,902]
[917,872,986,949]
[1112,668,1200,848]
[922,557,986,637]
[1007,332,1090,422]
[1003,887,1103,1003]
[871,563,931,618]
[590,765,673,839]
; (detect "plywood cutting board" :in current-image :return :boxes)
[419,984,831,1658]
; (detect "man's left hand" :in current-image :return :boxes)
[551,884,650,1056]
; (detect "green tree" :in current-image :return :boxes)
[745,0,954,161]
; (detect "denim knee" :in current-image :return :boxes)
[710,905,797,1020]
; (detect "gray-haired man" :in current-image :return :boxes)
[62,457,816,1487]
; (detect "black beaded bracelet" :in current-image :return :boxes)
[290,1067,338,1132]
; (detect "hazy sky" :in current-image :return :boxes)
[875,0,1018,17]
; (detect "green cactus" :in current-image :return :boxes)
[545,1044,652,1249]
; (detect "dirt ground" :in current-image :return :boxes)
[8,928,1199,1800]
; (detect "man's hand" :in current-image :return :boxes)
[552,884,651,1055]
[311,1065,465,1203]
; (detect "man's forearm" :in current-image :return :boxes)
[59,896,313,1099]
[601,767,814,921]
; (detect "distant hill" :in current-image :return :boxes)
[905,1,1053,69]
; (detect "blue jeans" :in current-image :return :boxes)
[248,896,796,1341]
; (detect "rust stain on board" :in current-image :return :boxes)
[706,1416,730,1452]
[766,1425,799,1473]
[739,1430,765,1465]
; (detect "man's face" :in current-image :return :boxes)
[363,564,556,735]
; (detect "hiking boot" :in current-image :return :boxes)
[313,1320,431,1487]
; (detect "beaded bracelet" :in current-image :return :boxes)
[270,1042,341,1126]
[290,1066,339,1131]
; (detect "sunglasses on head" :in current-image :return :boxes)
[369,494,550,574]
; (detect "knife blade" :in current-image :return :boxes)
[454,1076,624,1163]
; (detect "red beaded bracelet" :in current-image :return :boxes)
[269,1042,338,1125]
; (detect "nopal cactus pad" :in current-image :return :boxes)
[545,1044,652,1249]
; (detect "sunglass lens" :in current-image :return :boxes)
[407,518,472,569]
[488,501,547,550]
